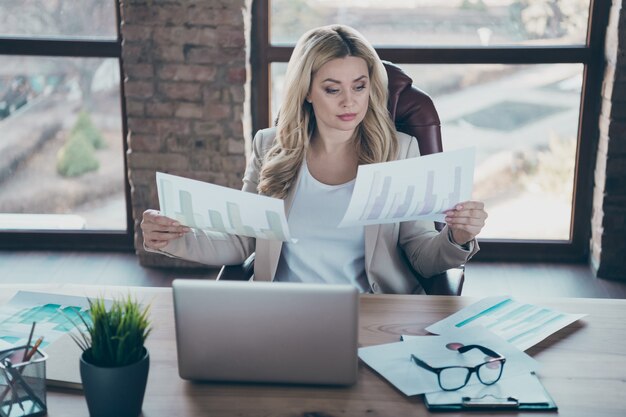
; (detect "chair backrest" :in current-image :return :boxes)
[384,61,443,156]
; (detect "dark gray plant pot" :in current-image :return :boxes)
[80,348,149,417]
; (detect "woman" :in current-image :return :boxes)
[142,25,487,294]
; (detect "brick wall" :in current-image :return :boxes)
[120,0,251,267]
[592,0,626,279]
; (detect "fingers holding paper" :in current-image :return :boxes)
[444,201,487,245]
[141,209,191,250]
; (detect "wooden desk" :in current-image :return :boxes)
[1,285,624,417]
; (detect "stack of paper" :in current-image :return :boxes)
[406,296,586,351]
[359,296,586,401]
[358,327,538,396]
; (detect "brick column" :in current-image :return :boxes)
[119,0,251,267]
[592,0,626,279]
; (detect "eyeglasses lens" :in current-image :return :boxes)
[439,367,469,390]
[477,360,504,384]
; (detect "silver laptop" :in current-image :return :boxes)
[172,279,359,385]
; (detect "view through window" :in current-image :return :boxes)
[271,0,589,46]
[0,0,127,233]
[266,0,595,243]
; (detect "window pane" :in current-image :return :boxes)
[403,63,581,240]
[270,63,288,123]
[270,63,582,240]
[0,0,117,40]
[271,0,590,47]
[0,56,126,231]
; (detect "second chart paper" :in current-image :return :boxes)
[157,172,293,242]
[339,148,475,227]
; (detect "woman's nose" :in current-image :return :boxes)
[341,90,354,107]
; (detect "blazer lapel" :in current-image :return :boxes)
[364,223,380,273]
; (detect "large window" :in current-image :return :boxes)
[0,0,131,249]
[253,0,609,261]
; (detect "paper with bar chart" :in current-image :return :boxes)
[338,147,475,228]
[0,291,96,351]
[422,296,586,351]
[156,172,293,242]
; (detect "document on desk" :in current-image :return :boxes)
[0,291,92,349]
[338,147,475,227]
[156,172,294,242]
[0,291,109,390]
[422,296,586,351]
[358,327,538,396]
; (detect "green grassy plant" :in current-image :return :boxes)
[56,110,106,177]
[69,296,152,368]
[56,131,99,177]
[72,110,106,149]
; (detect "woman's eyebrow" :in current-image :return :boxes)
[321,75,368,83]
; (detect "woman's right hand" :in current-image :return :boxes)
[141,209,191,250]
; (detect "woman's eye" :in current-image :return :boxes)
[325,88,339,94]
[355,84,366,91]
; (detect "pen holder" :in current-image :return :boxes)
[0,345,48,417]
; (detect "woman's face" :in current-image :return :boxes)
[307,56,370,137]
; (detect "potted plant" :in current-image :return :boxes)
[69,296,151,417]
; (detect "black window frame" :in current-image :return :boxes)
[0,0,133,251]
[251,0,610,262]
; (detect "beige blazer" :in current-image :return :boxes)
[159,127,479,294]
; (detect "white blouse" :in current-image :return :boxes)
[273,159,369,292]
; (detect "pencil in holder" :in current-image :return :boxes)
[0,345,48,417]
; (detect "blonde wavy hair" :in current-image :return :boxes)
[258,25,398,198]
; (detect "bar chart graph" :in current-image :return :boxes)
[157,172,292,241]
[340,148,475,227]
[425,296,586,351]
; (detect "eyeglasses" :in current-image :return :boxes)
[410,344,506,391]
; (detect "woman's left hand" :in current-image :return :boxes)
[444,201,488,245]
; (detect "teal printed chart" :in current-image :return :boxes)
[157,172,293,242]
[339,148,475,228]
[0,291,96,351]
[423,296,586,351]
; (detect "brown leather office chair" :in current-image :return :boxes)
[217,61,465,296]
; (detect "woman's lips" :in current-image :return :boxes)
[338,113,357,121]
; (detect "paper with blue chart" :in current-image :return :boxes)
[419,296,586,351]
[156,172,294,242]
[0,291,93,352]
[338,148,475,228]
